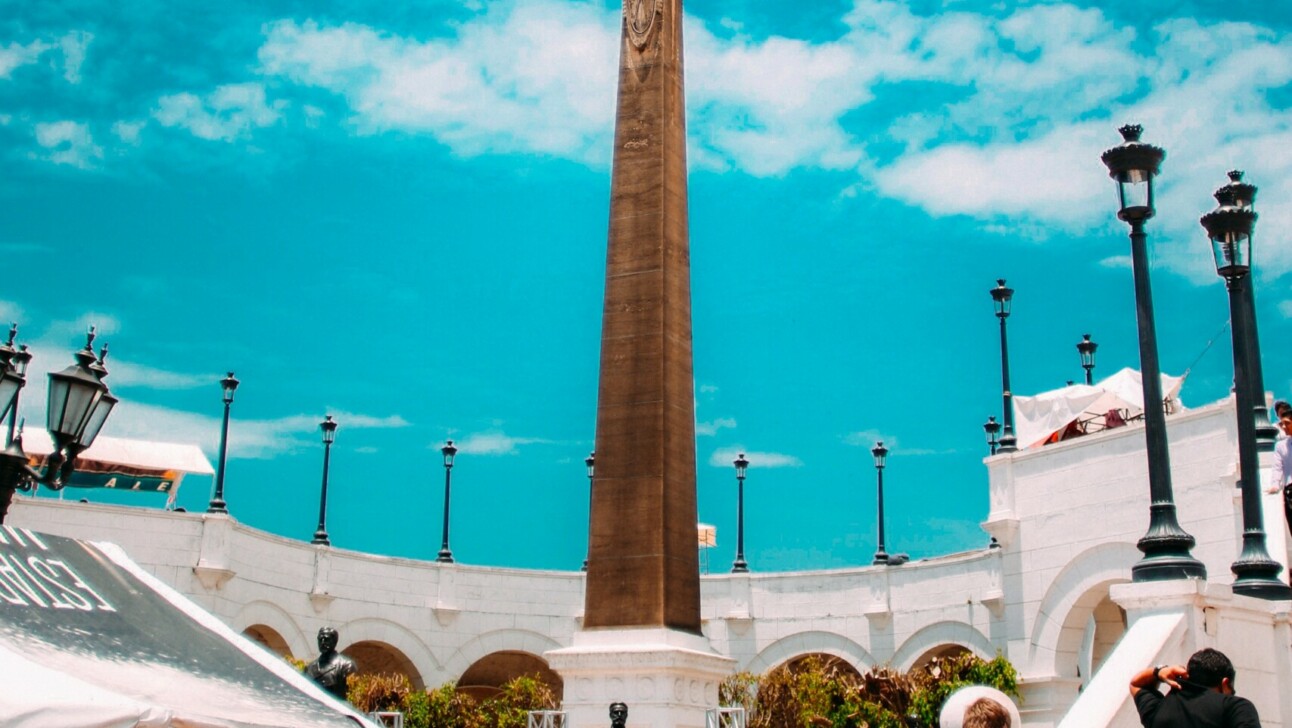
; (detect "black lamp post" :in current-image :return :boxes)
[1101,124,1205,583]
[437,439,457,563]
[0,325,31,446]
[582,451,594,572]
[311,415,337,546]
[983,416,1001,456]
[1077,334,1098,386]
[207,371,239,514]
[0,329,117,523]
[1213,171,1277,450]
[990,280,1018,453]
[872,441,889,566]
[731,452,749,573]
[1200,188,1291,599]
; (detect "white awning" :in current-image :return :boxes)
[1012,367,1185,450]
[19,432,214,475]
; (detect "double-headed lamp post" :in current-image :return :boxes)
[1213,171,1277,450]
[0,329,117,523]
[731,453,749,573]
[871,441,889,566]
[207,372,239,514]
[1200,185,1291,599]
[1077,334,1098,386]
[311,415,337,546]
[990,280,1018,453]
[983,416,1001,456]
[437,440,458,563]
[582,451,594,572]
[1101,124,1205,582]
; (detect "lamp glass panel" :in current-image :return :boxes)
[1117,175,1152,212]
[0,373,19,424]
[77,392,117,448]
[46,371,103,441]
[1211,234,1250,276]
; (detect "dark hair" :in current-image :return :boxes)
[964,697,1010,728]
[1187,648,1236,689]
[1275,400,1291,419]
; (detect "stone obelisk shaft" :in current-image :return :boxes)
[584,0,700,633]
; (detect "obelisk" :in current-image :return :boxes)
[546,1,733,725]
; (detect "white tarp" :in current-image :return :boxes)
[1012,367,1185,450]
[0,528,376,728]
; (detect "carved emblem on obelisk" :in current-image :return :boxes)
[624,0,660,49]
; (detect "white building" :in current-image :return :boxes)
[10,394,1292,727]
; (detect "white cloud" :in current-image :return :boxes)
[1280,301,1292,318]
[102,361,213,390]
[258,6,619,163]
[154,82,284,141]
[843,429,894,448]
[112,120,145,145]
[698,384,719,394]
[696,417,736,436]
[32,121,103,169]
[0,39,50,79]
[1099,255,1132,270]
[451,430,550,456]
[58,31,92,84]
[708,445,802,468]
[46,312,121,338]
[0,301,24,323]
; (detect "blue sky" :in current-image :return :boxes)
[4,0,1292,571]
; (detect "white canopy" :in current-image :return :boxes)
[20,432,214,475]
[1012,367,1185,450]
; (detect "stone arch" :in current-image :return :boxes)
[892,622,995,672]
[337,617,438,691]
[231,601,309,659]
[458,651,564,702]
[746,631,875,675]
[443,629,564,678]
[907,644,972,671]
[243,624,293,658]
[1028,541,1136,679]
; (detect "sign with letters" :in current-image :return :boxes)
[0,528,369,726]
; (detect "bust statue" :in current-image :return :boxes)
[609,701,628,728]
[304,626,357,700]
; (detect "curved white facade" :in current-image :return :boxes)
[12,396,1291,727]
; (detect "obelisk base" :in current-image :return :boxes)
[546,628,734,728]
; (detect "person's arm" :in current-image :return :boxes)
[1129,664,1185,696]
[1267,440,1288,494]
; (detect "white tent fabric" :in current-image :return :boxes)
[1012,367,1185,450]
[20,432,214,475]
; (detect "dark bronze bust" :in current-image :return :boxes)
[609,701,628,728]
[305,626,357,700]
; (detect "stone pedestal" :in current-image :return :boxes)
[546,628,734,728]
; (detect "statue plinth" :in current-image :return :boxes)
[546,628,734,728]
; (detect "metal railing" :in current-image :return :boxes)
[705,707,746,728]
[367,712,404,728]
[527,710,568,728]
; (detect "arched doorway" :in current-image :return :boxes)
[1055,583,1128,688]
[457,650,563,702]
[778,652,864,682]
[243,624,292,658]
[909,644,972,671]
[344,640,424,691]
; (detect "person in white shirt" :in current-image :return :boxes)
[1265,401,1292,496]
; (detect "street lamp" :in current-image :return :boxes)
[582,451,594,571]
[0,325,32,446]
[872,441,889,566]
[990,279,1018,453]
[207,372,240,514]
[1077,334,1098,386]
[1200,186,1291,599]
[0,329,117,523]
[311,415,337,546]
[1213,171,1277,450]
[983,416,1001,456]
[1101,124,1205,583]
[437,439,458,563]
[731,452,749,573]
